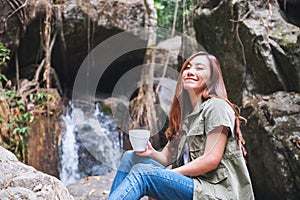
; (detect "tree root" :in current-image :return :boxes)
[3,0,27,32]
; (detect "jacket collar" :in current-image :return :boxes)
[186,97,209,118]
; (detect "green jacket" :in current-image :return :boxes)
[177,97,254,200]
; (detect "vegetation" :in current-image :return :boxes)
[0,43,10,83]
[154,0,193,33]
[0,43,55,162]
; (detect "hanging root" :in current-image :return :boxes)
[3,0,27,31]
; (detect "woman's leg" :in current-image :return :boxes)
[110,150,165,194]
[109,162,194,200]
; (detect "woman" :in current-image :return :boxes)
[108,51,254,200]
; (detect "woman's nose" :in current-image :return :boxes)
[186,68,195,76]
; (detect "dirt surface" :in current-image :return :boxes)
[67,171,115,200]
[67,171,148,200]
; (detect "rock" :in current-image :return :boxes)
[75,118,121,177]
[242,91,300,200]
[26,89,63,178]
[277,0,300,27]
[193,0,300,104]
[193,2,300,198]
[0,0,148,95]
[0,146,74,200]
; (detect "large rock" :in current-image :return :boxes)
[0,0,148,94]
[193,0,300,104]
[0,0,145,51]
[61,0,147,93]
[242,91,300,200]
[193,1,300,199]
[0,146,73,199]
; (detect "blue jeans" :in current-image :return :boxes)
[108,150,194,200]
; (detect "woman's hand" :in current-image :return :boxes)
[136,141,173,167]
[135,141,154,157]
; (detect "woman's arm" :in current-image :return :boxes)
[172,126,228,177]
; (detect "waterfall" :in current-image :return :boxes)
[60,100,122,186]
[59,114,80,185]
[59,78,176,186]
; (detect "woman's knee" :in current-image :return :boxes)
[121,150,135,162]
[117,150,137,172]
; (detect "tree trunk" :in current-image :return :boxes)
[129,0,158,134]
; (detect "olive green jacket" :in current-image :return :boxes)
[177,97,254,200]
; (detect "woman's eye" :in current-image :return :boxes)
[196,67,204,71]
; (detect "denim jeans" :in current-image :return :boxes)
[108,150,194,200]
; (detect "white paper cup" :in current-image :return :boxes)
[129,129,150,152]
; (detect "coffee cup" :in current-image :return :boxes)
[129,129,150,152]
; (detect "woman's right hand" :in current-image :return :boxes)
[135,141,155,157]
[136,141,172,167]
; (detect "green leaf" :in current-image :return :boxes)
[13,128,20,134]
[0,74,8,82]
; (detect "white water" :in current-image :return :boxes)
[59,114,80,185]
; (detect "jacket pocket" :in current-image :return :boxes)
[200,166,228,184]
[187,122,205,159]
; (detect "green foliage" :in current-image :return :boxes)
[101,103,112,114]
[29,91,48,107]
[0,43,10,82]
[0,44,52,162]
[0,73,8,82]
[1,90,32,162]
[154,0,193,33]
[0,43,10,68]
[1,86,56,162]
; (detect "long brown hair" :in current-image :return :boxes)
[165,51,247,156]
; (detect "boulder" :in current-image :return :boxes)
[0,146,73,199]
[193,0,300,104]
[242,91,300,200]
[193,1,300,198]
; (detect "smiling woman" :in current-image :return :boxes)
[108,51,254,200]
[177,52,228,110]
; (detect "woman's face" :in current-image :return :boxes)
[182,55,210,93]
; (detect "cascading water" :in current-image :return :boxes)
[60,100,123,186]
[59,114,80,185]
